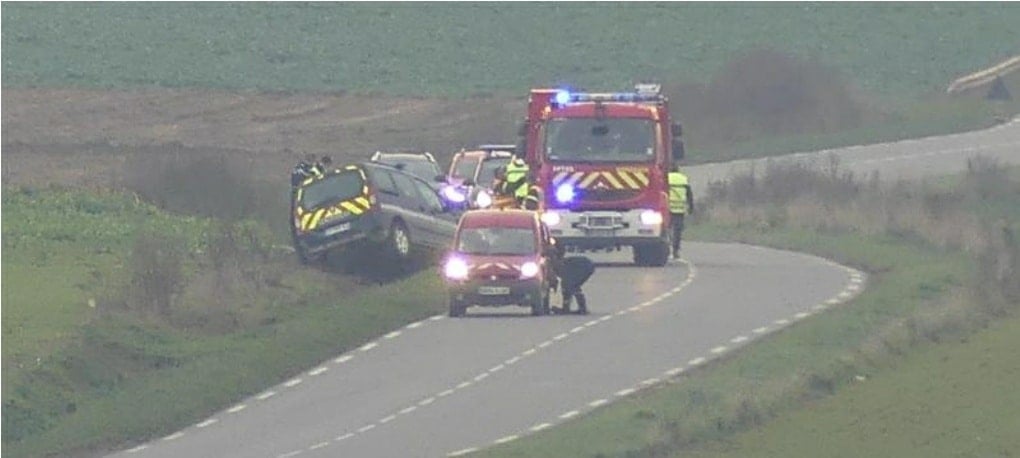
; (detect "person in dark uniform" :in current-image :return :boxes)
[550,244,595,314]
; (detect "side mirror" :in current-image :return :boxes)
[672,137,685,161]
[671,122,683,137]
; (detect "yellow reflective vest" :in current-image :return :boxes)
[667,171,689,214]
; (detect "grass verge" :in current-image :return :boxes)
[479,162,1019,457]
[0,188,444,457]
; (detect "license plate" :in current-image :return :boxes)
[588,229,614,237]
[589,216,615,227]
[478,286,510,295]
[325,222,352,236]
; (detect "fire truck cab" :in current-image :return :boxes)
[518,84,685,266]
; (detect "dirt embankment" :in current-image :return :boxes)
[2,88,524,189]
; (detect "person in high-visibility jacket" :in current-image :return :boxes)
[667,165,695,259]
[519,171,544,210]
[501,157,530,200]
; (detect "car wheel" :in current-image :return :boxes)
[387,220,412,260]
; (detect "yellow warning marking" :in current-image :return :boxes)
[602,171,624,189]
[616,170,640,189]
[579,172,601,188]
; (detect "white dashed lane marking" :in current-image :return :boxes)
[335,433,354,442]
[530,422,552,432]
[256,391,276,400]
[334,355,353,364]
[710,346,727,354]
[309,442,329,450]
[196,418,218,428]
[730,335,749,344]
[494,435,518,444]
[752,326,769,334]
[162,432,184,441]
[283,378,302,388]
[359,342,378,352]
[688,357,706,366]
[309,366,328,376]
[448,447,479,457]
[589,398,609,407]
[227,404,246,413]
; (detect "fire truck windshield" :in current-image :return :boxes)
[544,118,655,163]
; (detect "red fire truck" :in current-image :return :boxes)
[518,84,685,266]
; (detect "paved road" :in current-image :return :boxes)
[113,119,1019,458]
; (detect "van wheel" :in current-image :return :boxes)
[387,220,412,260]
[449,296,466,317]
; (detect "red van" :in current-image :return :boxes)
[442,209,556,317]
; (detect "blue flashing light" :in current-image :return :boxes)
[554,90,571,106]
[555,183,577,204]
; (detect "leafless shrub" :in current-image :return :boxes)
[125,230,186,316]
[666,48,863,147]
[123,147,289,234]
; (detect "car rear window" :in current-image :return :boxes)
[300,170,364,209]
[477,158,510,187]
[452,157,480,180]
[457,227,536,256]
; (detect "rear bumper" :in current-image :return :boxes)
[448,278,544,307]
[543,209,665,248]
[294,214,384,254]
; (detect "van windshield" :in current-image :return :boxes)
[544,118,655,163]
[300,170,364,209]
[457,227,536,256]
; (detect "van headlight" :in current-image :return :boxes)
[444,257,469,280]
[520,261,540,279]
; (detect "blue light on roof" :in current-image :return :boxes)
[554,90,571,105]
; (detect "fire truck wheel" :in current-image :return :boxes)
[633,242,670,267]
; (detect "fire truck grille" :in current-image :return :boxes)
[581,189,642,202]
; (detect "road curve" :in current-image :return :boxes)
[113,118,1019,458]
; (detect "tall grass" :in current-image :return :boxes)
[484,159,1019,457]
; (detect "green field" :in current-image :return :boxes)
[3,3,1018,96]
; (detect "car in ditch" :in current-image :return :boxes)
[370,150,444,189]
[442,209,557,317]
[290,162,461,266]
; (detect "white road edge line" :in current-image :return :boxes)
[448,447,479,457]
[126,445,149,453]
[494,435,519,444]
[615,388,636,397]
[530,422,552,432]
[309,366,328,376]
